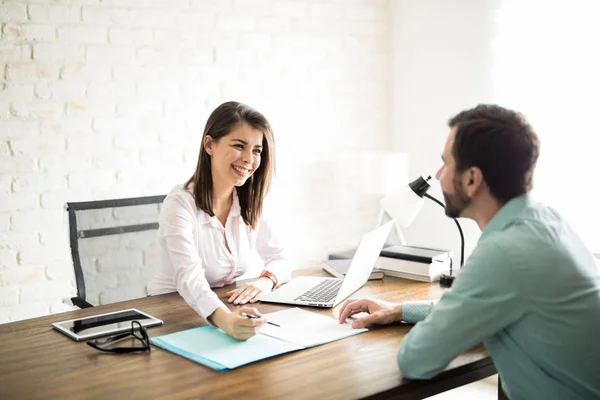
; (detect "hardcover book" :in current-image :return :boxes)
[380,245,452,263]
[380,269,446,282]
[377,257,451,277]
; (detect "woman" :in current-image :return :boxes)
[148,101,290,340]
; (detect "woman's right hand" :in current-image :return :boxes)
[209,307,265,341]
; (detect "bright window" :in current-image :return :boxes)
[492,0,600,252]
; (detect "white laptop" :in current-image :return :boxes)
[261,221,393,308]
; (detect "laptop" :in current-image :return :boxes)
[261,221,393,308]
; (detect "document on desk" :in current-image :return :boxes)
[150,308,367,371]
[260,308,367,347]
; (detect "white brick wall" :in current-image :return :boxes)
[0,0,391,324]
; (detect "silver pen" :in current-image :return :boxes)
[241,312,280,327]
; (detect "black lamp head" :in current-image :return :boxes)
[408,175,432,198]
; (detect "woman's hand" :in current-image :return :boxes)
[209,307,265,341]
[338,298,403,329]
[225,277,274,305]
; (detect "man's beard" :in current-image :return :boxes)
[442,177,471,218]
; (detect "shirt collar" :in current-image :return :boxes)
[197,189,241,225]
[230,189,241,218]
[479,194,534,241]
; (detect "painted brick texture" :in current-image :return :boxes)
[0,0,391,323]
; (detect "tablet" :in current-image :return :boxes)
[52,308,163,341]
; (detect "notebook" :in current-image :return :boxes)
[260,221,393,308]
[150,308,367,371]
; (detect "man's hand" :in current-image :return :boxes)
[209,307,265,341]
[225,277,274,305]
[338,298,403,329]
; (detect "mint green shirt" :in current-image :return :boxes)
[398,195,600,400]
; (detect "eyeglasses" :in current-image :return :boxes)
[86,321,151,353]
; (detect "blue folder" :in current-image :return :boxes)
[150,308,367,371]
[151,325,303,371]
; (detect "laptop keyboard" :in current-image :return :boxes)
[294,279,343,303]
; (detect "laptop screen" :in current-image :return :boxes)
[333,221,393,306]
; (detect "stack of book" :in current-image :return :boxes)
[377,245,453,282]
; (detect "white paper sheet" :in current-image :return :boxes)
[260,308,367,347]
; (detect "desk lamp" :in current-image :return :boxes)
[380,176,465,288]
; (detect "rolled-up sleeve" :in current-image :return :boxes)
[402,300,437,324]
[160,195,226,320]
[255,217,291,286]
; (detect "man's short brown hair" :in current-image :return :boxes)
[448,104,540,202]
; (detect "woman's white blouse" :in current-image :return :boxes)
[147,185,291,320]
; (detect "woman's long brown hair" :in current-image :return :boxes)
[185,101,275,229]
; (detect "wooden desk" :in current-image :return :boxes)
[0,267,495,400]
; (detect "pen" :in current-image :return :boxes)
[241,312,280,327]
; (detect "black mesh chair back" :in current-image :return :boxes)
[66,195,166,308]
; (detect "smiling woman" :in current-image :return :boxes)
[203,123,265,222]
[147,101,291,341]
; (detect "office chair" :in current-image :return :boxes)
[66,195,166,308]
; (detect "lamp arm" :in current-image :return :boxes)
[423,193,465,270]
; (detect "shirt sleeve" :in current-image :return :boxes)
[159,194,226,321]
[397,239,525,379]
[255,217,291,286]
[402,300,438,324]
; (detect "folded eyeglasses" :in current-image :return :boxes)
[86,320,151,353]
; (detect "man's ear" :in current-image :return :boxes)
[203,135,213,155]
[465,167,484,197]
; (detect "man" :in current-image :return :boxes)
[339,105,600,400]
